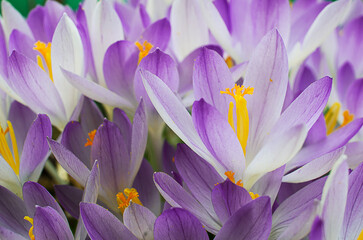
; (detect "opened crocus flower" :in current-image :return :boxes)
[0,160,99,240]
[0,103,51,197]
[49,100,160,215]
[0,1,84,129]
[141,29,334,190]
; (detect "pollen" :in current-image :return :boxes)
[24,216,35,240]
[225,171,243,187]
[221,84,254,154]
[339,110,354,129]
[324,103,354,135]
[224,56,234,68]
[249,192,259,200]
[116,188,142,213]
[135,40,153,64]
[84,129,97,147]
[0,121,20,175]
[33,41,53,81]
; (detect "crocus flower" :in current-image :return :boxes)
[49,100,160,215]
[0,1,84,129]
[0,108,51,197]
[141,29,332,189]
[0,160,99,240]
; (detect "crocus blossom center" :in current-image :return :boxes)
[33,41,53,81]
[85,129,97,147]
[116,188,142,213]
[324,102,354,135]
[0,121,20,175]
[135,40,153,64]
[221,84,254,154]
[224,171,259,199]
[24,216,35,240]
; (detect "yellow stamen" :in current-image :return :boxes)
[24,216,35,240]
[84,130,97,147]
[357,229,363,240]
[225,56,234,69]
[339,110,354,129]
[225,171,243,187]
[33,41,53,81]
[249,192,259,200]
[325,102,341,135]
[221,84,254,154]
[116,188,142,213]
[0,121,20,175]
[135,40,153,65]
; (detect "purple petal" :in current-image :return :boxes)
[271,177,326,238]
[304,113,327,146]
[0,20,7,78]
[135,49,179,110]
[33,206,72,240]
[48,139,90,186]
[61,121,91,168]
[91,119,130,199]
[193,48,234,117]
[292,65,317,97]
[244,29,289,159]
[8,51,66,125]
[153,172,221,233]
[79,97,104,133]
[22,181,67,221]
[113,107,132,151]
[19,114,52,183]
[80,202,137,240]
[0,227,26,240]
[0,186,29,237]
[140,18,171,51]
[133,159,161,215]
[129,100,148,182]
[154,208,208,240]
[175,144,223,218]
[62,68,135,110]
[27,6,49,42]
[103,40,138,101]
[309,217,324,240]
[215,196,272,240]
[8,101,36,154]
[161,141,177,175]
[345,78,363,117]
[287,118,363,171]
[214,0,231,32]
[345,141,363,169]
[250,166,285,204]
[54,185,83,219]
[283,147,345,183]
[192,99,245,177]
[340,161,363,239]
[337,62,355,103]
[212,180,252,224]
[8,30,36,60]
[123,203,156,240]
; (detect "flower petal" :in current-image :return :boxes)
[54,185,83,219]
[124,203,156,240]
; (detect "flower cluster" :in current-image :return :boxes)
[0,0,362,239]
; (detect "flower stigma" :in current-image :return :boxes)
[33,41,53,81]
[221,84,254,154]
[116,188,142,213]
[135,40,153,64]
[85,130,97,147]
[24,216,35,240]
[324,102,354,135]
[0,121,20,175]
[224,171,259,199]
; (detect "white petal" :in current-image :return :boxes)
[0,156,22,197]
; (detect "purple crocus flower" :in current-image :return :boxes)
[0,160,99,240]
[0,2,84,129]
[49,100,160,215]
[0,104,51,197]
[141,29,332,190]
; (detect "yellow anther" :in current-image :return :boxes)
[325,102,341,135]
[225,171,243,187]
[84,130,97,147]
[0,121,20,175]
[221,84,254,154]
[24,216,35,240]
[135,40,153,64]
[116,188,142,214]
[225,56,234,69]
[33,41,53,81]
[249,192,259,200]
[358,229,363,240]
[339,110,354,129]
